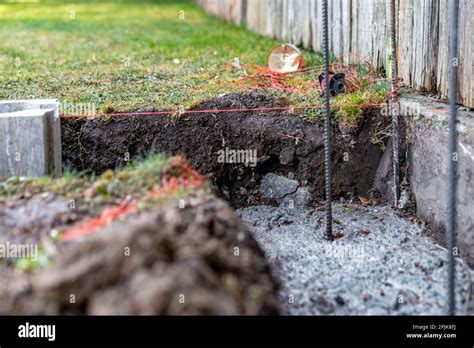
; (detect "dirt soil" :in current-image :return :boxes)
[0,193,89,248]
[62,90,389,207]
[1,90,392,315]
[0,196,280,315]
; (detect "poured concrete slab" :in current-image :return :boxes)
[400,96,474,267]
[0,100,61,178]
[238,202,472,315]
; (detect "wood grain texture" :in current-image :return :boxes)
[457,0,473,106]
[195,0,244,24]
[196,0,473,107]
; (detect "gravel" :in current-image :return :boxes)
[237,202,473,315]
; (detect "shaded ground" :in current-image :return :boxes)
[61,90,389,207]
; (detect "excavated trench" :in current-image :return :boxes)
[62,90,386,207]
[59,90,473,315]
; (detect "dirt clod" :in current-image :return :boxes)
[1,196,280,315]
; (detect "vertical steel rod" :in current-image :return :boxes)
[322,0,332,240]
[447,0,459,316]
[390,0,399,208]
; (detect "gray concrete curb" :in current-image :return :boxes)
[0,100,61,178]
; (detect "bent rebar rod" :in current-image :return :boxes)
[447,0,459,316]
[322,0,332,240]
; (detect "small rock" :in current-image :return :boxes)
[260,173,299,200]
[279,147,295,165]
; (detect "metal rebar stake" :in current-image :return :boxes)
[322,0,332,240]
[390,0,399,208]
[447,0,459,316]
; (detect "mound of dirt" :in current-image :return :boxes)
[1,196,280,315]
[61,90,389,207]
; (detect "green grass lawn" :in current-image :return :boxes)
[0,0,323,113]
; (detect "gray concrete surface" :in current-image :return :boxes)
[237,173,472,315]
[0,100,61,178]
[399,96,474,267]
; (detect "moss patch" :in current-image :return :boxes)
[333,89,387,132]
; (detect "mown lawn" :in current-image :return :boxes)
[0,0,322,113]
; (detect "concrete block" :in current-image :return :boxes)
[0,100,61,178]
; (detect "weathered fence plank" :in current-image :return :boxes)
[341,0,352,56]
[196,0,473,107]
[436,0,449,95]
[195,0,244,24]
[310,0,322,52]
[457,0,473,107]
[399,0,439,90]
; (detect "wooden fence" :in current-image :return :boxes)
[196,0,473,108]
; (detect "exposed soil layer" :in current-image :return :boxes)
[1,196,280,315]
[62,90,389,207]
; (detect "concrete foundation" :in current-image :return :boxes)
[376,95,474,266]
[0,100,61,178]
